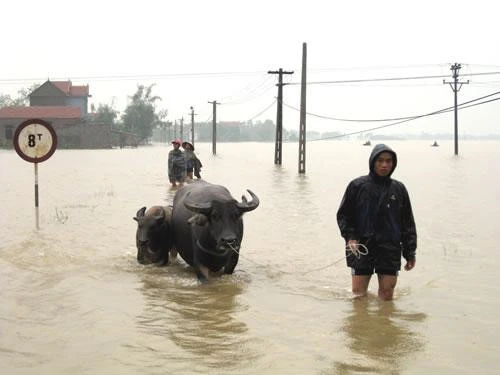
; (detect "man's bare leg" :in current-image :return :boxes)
[352,275,371,298]
[377,274,397,301]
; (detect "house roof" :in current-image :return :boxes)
[51,81,90,96]
[0,106,81,119]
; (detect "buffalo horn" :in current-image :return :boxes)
[184,200,212,215]
[236,189,260,212]
[154,207,165,220]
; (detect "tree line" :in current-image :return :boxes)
[1,83,343,143]
[0,84,167,142]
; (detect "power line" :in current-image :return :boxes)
[220,75,276,105]
[282,90,500,123]
[245,100,277,122]
[314,96,500,141]
[287,71,500,86]
[0,71,269,84]
[2,68,500,86]
[289,74,449,85]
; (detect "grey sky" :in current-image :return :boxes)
[2,0,499,135]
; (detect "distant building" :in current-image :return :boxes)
[0,80,123,149]
[29,80,90,115]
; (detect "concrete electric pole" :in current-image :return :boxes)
[268,68,294,165]
[208,101,220,155]
[190,106,197,146]
[443,63,469,155]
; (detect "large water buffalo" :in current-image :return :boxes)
[133,206,177,265]
[171,181,259,282]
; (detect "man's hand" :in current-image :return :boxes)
[404,258,416,271]
[347,239,358,250]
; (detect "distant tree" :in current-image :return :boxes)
[256,119,275,141]
[156,108,169,129]
[13,85,38,105]
[94,104,118,124]
[121,84,162,140]
[0,94,13,108]
[284,129,298,142]
[0,84,40,107]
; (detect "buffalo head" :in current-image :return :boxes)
[133,206,174,265]
[184,190,259,255]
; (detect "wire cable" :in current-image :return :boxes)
[282,90,500,123]
[245,100,277,122]
[313,97,500,141]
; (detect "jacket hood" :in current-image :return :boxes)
[369,144,397,177]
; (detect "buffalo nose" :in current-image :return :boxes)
[221,238,238,248]
[139,239,150,247]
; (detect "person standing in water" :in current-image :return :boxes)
[167,139,186,188]
[182,141,202,180]
[336,144,417,300]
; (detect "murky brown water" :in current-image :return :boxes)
[1,140,499,374]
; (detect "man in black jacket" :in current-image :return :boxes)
[337,144,417,300]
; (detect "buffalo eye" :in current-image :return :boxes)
[211,211,221,221]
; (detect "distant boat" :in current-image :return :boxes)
[431,141,439,147]
[363,140,371,146]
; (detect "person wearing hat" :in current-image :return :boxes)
[168,139,186,187]
[181,141,202,180]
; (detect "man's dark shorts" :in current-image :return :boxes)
[351,268,399,276]
[347,243,401,276]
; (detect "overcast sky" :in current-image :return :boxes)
[2,0,499,135]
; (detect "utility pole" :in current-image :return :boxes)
[165,121,172,144]
[173,120,178,139]
[179,117,184,141]
[443,63,469,155]
[190,106,197,146]
[268,68,294,165]
[298,42,307,174]
[208,100,220,155]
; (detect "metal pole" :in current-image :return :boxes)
[190,106,195,146]
[34,162,40,230]
[444,63,468,156]
[180,117,184,141]
[208,101,220,155]
[276,68,283,164]
[298,42,307,174]
[268,68,293,165]
[212,102,216,155]
[454,71,458,155]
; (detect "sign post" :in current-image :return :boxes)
[13,119,58,230]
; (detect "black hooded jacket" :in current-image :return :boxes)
[336,144,417,266]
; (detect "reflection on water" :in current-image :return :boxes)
[135,269,258,370]
[334,297,426,374]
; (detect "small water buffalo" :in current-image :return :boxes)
[171,181,259,282]
[133,206,177,265]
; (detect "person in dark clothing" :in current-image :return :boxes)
[181,141,202,180]
[168,139,186,188]
[336,144,417,300]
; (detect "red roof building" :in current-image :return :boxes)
[0,80,117,149]
[29,80,90,115]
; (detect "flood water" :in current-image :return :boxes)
[1,140,499,374]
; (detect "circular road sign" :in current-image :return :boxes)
[13,119,58,163]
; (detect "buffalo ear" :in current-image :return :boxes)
[187,213,208,226]
[136,207,147,218]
